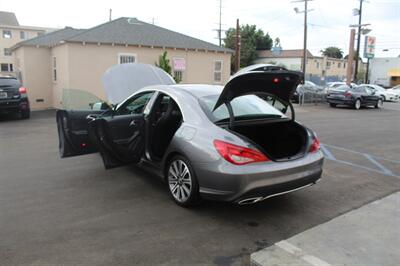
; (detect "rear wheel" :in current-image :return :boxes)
[375,99,383,109]
[329,103,337,107]
[167,155,201,207]
[354,99,361,110]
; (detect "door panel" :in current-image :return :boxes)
[56,110,104,158]
[90,114,145,169]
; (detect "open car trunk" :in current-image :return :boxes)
[232,120,308,161]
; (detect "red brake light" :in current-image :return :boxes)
[273,78,279,83]
[344,91,352,97]
[309,137,321,153]
[19,87,27,94]
[213,140,269,165]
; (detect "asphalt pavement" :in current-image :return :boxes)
[1,103,399,265]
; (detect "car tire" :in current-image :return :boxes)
[354,99,361,110]
[381,95,386,102]
[375,99,383,109]
[20,109,30,119]
[166,155,201,207]
[329,103,337,107]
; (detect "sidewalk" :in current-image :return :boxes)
[251,192,400,266]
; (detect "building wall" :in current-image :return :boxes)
[254,57,302,70]
[13,46,53,110]
[0,26,48,74]
[370,57,400,87]
[66,42,231,103]
[51,44,70,109]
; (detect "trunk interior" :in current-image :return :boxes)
[232,120,308,161]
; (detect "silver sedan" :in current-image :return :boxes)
[57,63,324,207]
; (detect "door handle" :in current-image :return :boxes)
[129,120,136,126]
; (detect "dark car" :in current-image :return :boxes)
[326,85,382,110]
[0,77,30,119]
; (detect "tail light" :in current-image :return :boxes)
[309,136,321,153]
[344,91,352,97]
[213,140,269,165]
[19,87,27,94]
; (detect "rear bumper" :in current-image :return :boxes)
[326,97,354,105]
[0,99,29,113]
[194,151,324,203]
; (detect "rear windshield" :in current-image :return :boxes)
[0,78,21,87]
[199,94,286,123]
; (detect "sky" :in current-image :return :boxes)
[2,0,399,59]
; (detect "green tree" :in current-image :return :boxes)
[320,46,344,59]
[155,51,181,83]
[224,24,273,71]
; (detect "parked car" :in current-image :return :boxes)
[292,81,325,103]
[0,76,30,119]
[326,85,383,110]
[56,63,324,207]
[360,84,398,102]
[385,84,400,101]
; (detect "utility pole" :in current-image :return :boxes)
[293,0,314,81]
[218,0,222,46]
[346,29,356,86]
[354,0,364,82]
[235,19,241,72]
[302,0,308,77]
[109,9,112,21]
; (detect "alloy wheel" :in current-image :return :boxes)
[168,160,192,203]
[355,99,361,110]
[377,99,383,108]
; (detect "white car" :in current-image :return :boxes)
[386,85,400,101]
[360,84,398,102]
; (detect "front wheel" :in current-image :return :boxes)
[375,99,383,109]
[166,155,201,207]
[354,99,361,110]
[329,103,337,107]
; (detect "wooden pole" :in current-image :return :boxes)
[346,29,356,85]
[235,19,241,72]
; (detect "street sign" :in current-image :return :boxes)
[364,36,376,59]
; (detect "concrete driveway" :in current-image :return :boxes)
[1,103,399,265]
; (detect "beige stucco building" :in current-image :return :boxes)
[255,49,349,82]
[12,17,232,110]
[0,11,54,76]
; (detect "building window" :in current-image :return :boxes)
[0,63,13,72]
[4,48,12,56]
[326,61,331,69]
[338,62,341,68]
[118,53,137,64]
[316,62,320,69]
[53,57,57,82]
[20,31,26,39]
[3,30,12,39]
[343,63,346,69]
[214,60,223,83]
[174,71,183,82]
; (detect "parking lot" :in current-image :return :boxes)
[1,103,399,265]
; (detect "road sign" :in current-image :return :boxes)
[364,36,376,59]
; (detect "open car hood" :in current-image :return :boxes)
[103,63,175,104]
[213,70,303,110]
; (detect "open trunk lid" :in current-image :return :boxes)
[213,70,303,111]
